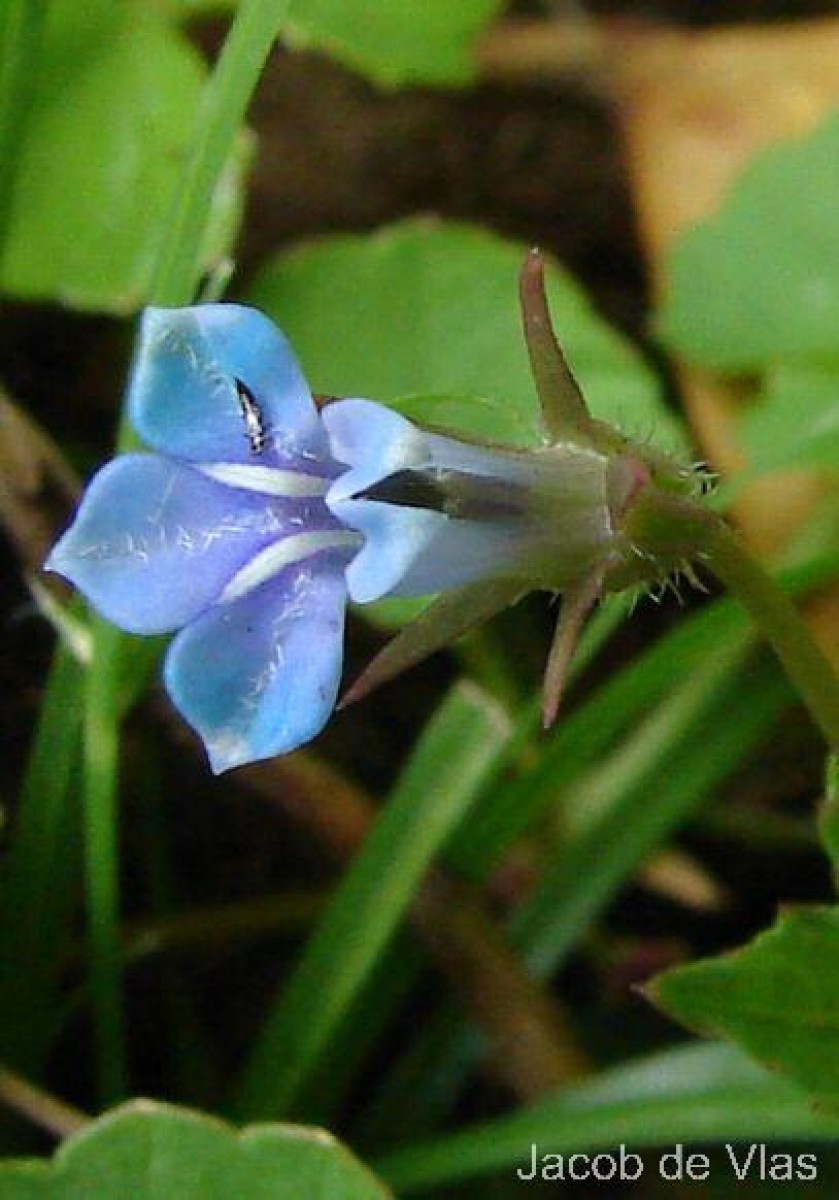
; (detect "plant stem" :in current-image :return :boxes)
[628,489,839,749]
[82,623,127,1103]
[707,519,839,748]
[0,1065,89,1141]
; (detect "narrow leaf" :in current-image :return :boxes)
[342,581,522,707]
[232,682,511,1118]
[374,1043,839,1193]
[519,247,593,445]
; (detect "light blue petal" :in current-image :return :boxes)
[325,398,530,601]
[45,454,309,634]
[330,497,444,602]
[330,493,530,601]
[385,517,531,596]
[323,398,430,501]
[129,305,330,468]
[325,397,550,493]
[325,396,615,602]
[163,557,348,772]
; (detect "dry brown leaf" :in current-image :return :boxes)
[608,17,839,659]
[0,388,79,576]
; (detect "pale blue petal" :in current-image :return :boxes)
[163,557,348,772]
[45,454,308,634]
[330,493,529,601]
[325,397,615,601]
[325,398,529,601]
[331,497,444,603]
[323,399,429,501]
[129,305,329,468]
[385,517,529,596]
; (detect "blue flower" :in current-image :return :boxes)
[48,254,699,773]
[323,399,624,604]
[321,396,640,725]
[320,251,698,725]
[47,305,359,773]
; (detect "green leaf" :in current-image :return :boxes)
[283,0,502,88]
[374,1043,839,1193]
[250,219,678,449]
[0,0,245,311]
[164,0,239,15]
[658,111,839,371]
[743,364,839,476]
[0,1101,391,1198]
[821,755,839,888]
[355,595,431,632]
[652,906,839,1111]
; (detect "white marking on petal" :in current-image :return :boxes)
[219,531,359,603]
[199,462,329,497]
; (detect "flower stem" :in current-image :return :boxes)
[628,489,839,750]
[82,623,127,1103]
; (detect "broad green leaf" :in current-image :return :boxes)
[822,755,839,888]
[658,111,839,371]
[743,364,839,476]
[164,0,239,15]
[283,0,502,88]
[0,1101,391,1198]
[250,219,679,449]
[374,1043,839,1193]
[0,0,244,311]
[651,906,839,1111]
[389,391,539,453]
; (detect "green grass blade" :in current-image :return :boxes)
[512,649,789,976]
[445,592,630,877]
[374,1043,839,1192]
[355,542,839,1139]
[463,600,735,871]
[819,753,839,887]
[313,599,629,1141]
[149,0,291,306]
[464,547,839,873]
[231,682,511,1119]
[359,636,789,1140]
[0,644,82,1079]
[290,932,423,1127]
[82,621,128,1103]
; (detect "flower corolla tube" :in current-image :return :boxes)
[48,252,700,772]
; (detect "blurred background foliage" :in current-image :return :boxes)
[0,0,838,1195]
